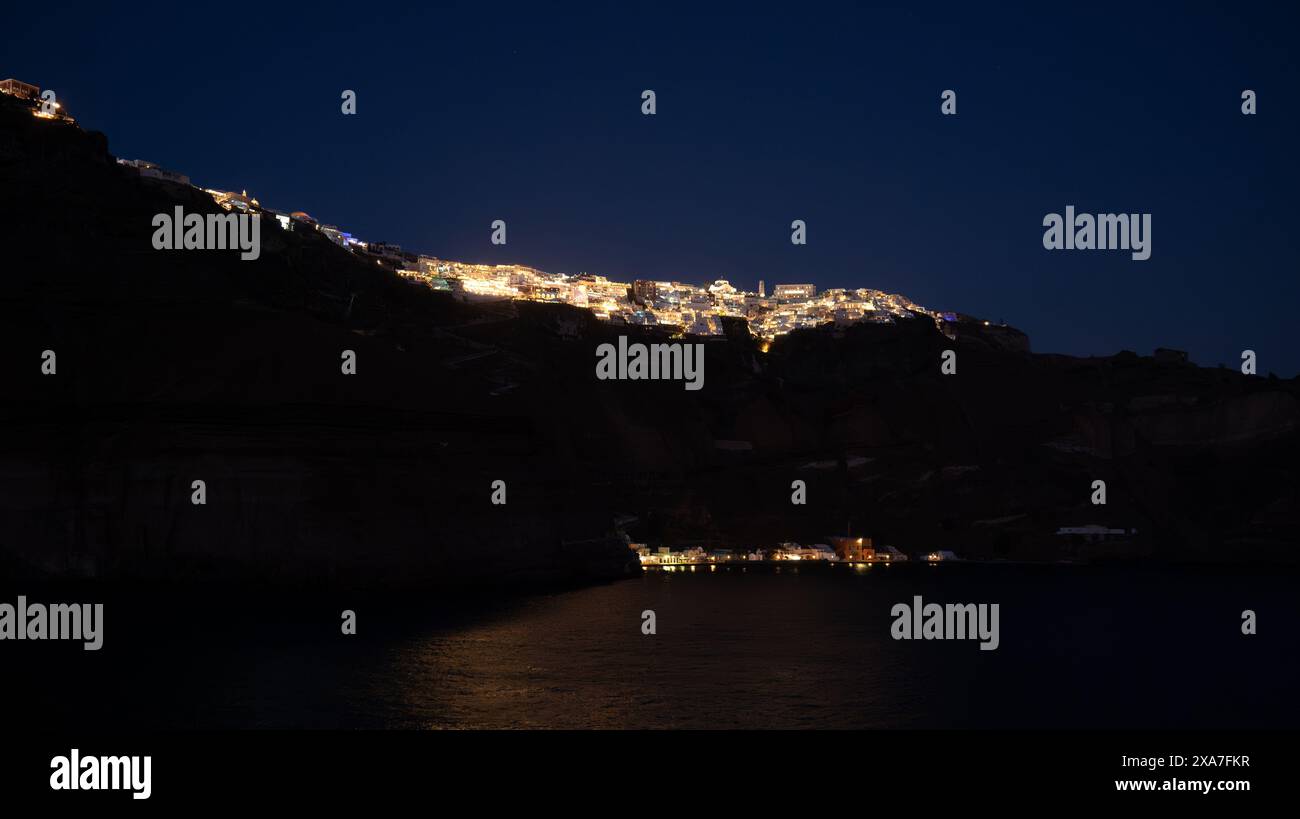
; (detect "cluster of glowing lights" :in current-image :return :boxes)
[460,278,521,298]
[639,553,907,567]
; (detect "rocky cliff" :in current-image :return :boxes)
[1,94,1297,590]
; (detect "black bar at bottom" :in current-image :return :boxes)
[0,730,1284,808]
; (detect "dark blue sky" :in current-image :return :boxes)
[7,2,1298,371]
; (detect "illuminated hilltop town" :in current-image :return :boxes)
[394,260,938,343]
[217,186,945,342]
[4,75,950,342]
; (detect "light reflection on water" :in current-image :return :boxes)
[9,565,1297,730]
[364,565,1299,729]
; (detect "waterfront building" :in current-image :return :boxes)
[923,550,960,562]
[829,536,874,561]
[1056,525,1134,543]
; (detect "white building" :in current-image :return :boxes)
[119,159,190,186]
[923,550,960,562]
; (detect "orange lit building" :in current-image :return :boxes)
[829,535,873,561]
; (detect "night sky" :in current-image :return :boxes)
[6,2,1298,372]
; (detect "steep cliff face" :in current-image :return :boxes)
[0,99,642,588]
[545,317,1300,563]
[1,96,1297,588]
[0,300,643,587]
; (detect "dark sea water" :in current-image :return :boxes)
[7,563,1298,730]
